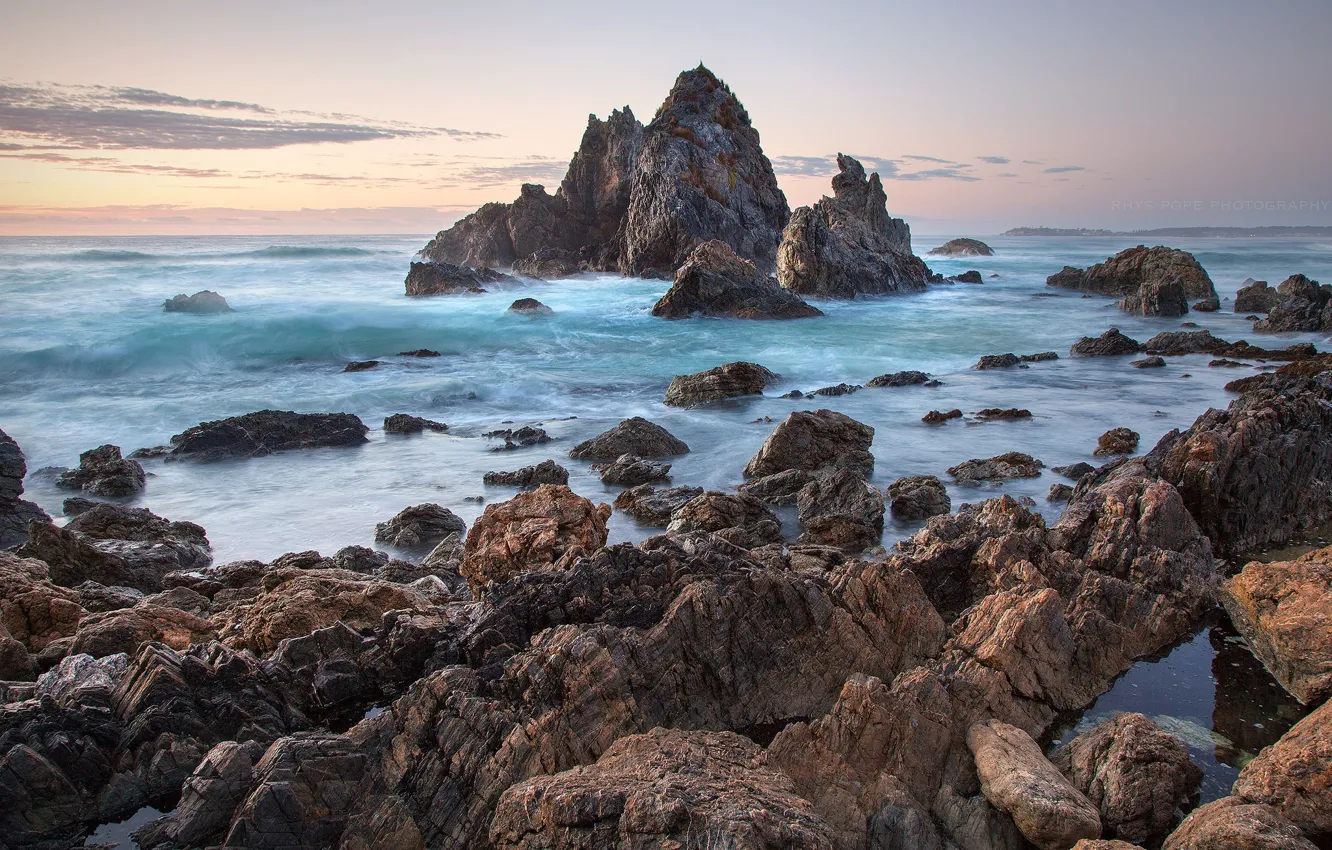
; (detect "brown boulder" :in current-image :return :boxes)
[1071,328,1146,357]
[665,360,779,407]
[666,491,783,548]
[490,728,838,849]
[743,409,874,478]
[1163,797,1317,850]
[796,468,884,552]
[652,240,822,320]
[70,602,216,658]
[569,417,689,461]
[461,485,611,592]
[948,452,1044,482]
[1234,696,1332,835]
[1095,428,1140,457]
[968,719,1102,850]
[886,475,951,521]
[1051,712,1201,844]
[0,552,86,658]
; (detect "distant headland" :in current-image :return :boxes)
[1003,226,1332,237]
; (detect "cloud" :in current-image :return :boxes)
[0,203,479,235]
[771,153,984,183]
[1022,160,1043,165]
[770,154,840,178]
[0,81,498,151]
[997,172,1018,178]
[894,167,980,183]
[449,155,569,188]
[1043,165,1085,174]
[977,156,1010,164]
[902,154,953,164]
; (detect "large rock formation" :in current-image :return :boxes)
[1047,246,1218,317]
[0,427,50,549]
[928,238,994,257]
[404,261,511,296]
[168,410,369,460]
[664,360,778,407]
[651,240,822,319]
[1254,274,1332,333]
[777,154,931,298]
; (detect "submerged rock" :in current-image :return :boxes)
[1047,246,1218,317]
[486,425,552,451]
[948,452,1044,482]
[342,360,379,372]
[169,410,369,460]
[383,413,447,434]
[569,417,689,460]
[743,409,874,478]
[867,370,930,388]
[777,154,930,298]
[461,485,611,593]
[483,459,570,488]
[54,444,145,498]
[612,484,703,525]
[651,240,822,320]
[396,348,441,357]
[1235,278,1279,314]
[1221,547,1332,704]
[0,427,51,549]
[922,408,963,424]
[508,297,553,314]
[1071,328,1146,357]
[403,260,511,296]
[664,360,777,407]
[374,504,467,553]
[1145,329,1229,355]
[928,237,994,257]
[490,728,839,849]
[163,290,232,314]
[885,475,951,521]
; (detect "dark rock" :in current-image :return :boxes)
[951,270,984,284]
[886,475,951,520]
[1046,246,1218,317]
[1021,351,1060,362]
[651,239,822,319]
[513,248,583,279]
[736,469,814,506]
[664,361,777,407]
[620,66,791,276]
[1053,462,1095,480]
[781,389,804,398]
[1235,279,1279,314]
[1048,483,1074,502]
[342,360,379,372]
[1052,712,1201,844]
[383,413,447,434]
[1132,355,1167,368]
[1193,295,1221,312]
[743,410,874,478]
[169,410,369,460]
[612,484,704,525]
[1071,328,1146,357]
[976,408,1033,421]
[569,417,689,460]
[163,290,231,314]
[948,452,1044,482]
[777,154,930,298]
[929,238,994,257]
[811,382,860,397]
[486,425,552,451]
[54,444,145,498]
[796,467,885,553]
[75,581,143,613]
[1095,428,1140,456]
[1255,274,1331,333]
[975,353,1020,370]
[1145,329,1229,355]
[507,297,553,314]
[374,504,467,553]
[595,453,671,486]
[922,409,963,424]
[867,370,930,388]
[483,459,570,488]
[404,260,510,296]
[127,446,170,459]
[1210,359,1250,368]
[0,427,51,549]
[396,348,441,357]
[667,491,783,548]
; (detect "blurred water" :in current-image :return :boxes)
[1,233,1328,562]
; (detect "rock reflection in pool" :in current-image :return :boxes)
[1047,619,1307,804]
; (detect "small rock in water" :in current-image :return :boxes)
[1052,462,1095,480]
[483,459,569,487]
[55,445,146,498]
[922,409,963,424]
[486,425,552,451]
[1071,328,1146,357]
[947,452,1044,483]
[569,417,688,460]
[384,414,447,434]
[976,408,1033,421]
[397,348,441,357]
[885,475,951,520]
[168,411,371,460]
[927,237,994,257]
[508,297,553,315]
[1047,483,1074,502]
[163,290,232,313]
[343,360,380,372]
[1131,355,1166,368]
[1020,351,1059,363]
[950,270,984,284]
[811,383,861,397]
[127,446,170,459]
[781,390,804,399]
[867,370,930,388]
[1210,359,1251,368]
[665,361,776,408]
[595,454,671,486]
[1094,427,1140,456]
[975,353,1020,370]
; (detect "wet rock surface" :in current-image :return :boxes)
[1233,690,1332,836]
[0,428,51,549]
[595,453,671,486]
[163,290,231,314]
[1164,796,1318,850]
[569,417,689,461]
[777,154,930,298]
[55,445,145,498]
[461,484,611,592]
[948,451,1044,482]
[1047,246,1218,317]
[168,410,369,460]
[652,240,821,320]
[664,360,778,407]
[404,260,511,296]
[1095,427,1140,456]
[923,408,963,424]
[886,475,951,521]
[867,370,930,388]
[743,409,874,478]
[666,491,783,548]
[383,413,447,434]
[1235,278,1279,314]
[507,297,552,314]
[483,459,570,488]
[795,467,885,553]
[374,504,467,553]
[1071,328,1146,357]
[612,484,703,526]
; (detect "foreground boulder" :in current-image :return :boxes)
[613,484,703,526]
[404,260,510,296]
[743,409,874,478]
[491,728,838,849]
[777,154,931,298]
[168,410,369,460]
[1254,274,1332,333]
[1233,696,1332,835]
[0,552,85,678]
[664,360,778,407]
[0,427,51,549]
[969,719,1102,849]
[1047,246,1218,317]
[652,240,822,320]
[54,444,145,498]
[886,475,951,521]
[374,504,467,553]
[928,237,994,257]
[795,467,884,552]
[163,290,231,313]
[569,417,689,460]
[666,491,783,548]
[1052,712,1201,844]
[1165,797,1318,850]
[461,485,611,593]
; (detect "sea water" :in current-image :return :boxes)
[1,233,1329,563]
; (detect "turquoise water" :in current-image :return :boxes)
[1,234,1329,562]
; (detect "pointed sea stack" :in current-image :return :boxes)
[777,154,931,297]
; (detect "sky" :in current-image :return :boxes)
[1,0,1330,236]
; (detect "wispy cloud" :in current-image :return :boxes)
[0,203,478,235]
[1043,165,1085,174]
[0,81,498,151]
[997,172,1018,178]
[977,155,1010,164]
[895,167,980,183]
[771,153,979,182]
[449,155,569,188]
[903,154,953,164]
[1022,160,1042,165]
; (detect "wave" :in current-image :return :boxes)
[53,249,158,262]
[36,246,383,264]
[238,246,377,259]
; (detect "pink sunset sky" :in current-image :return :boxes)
[2,0,1329,236]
